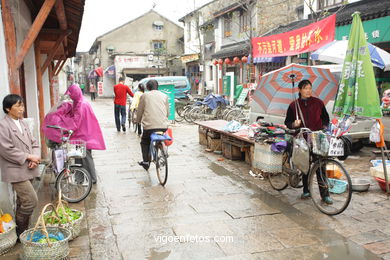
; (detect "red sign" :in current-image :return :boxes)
[252,14,335,58]
[97,81,103,96]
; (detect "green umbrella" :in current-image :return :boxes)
[333,12,382,118]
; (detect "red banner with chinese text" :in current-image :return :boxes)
[252,14,336,58]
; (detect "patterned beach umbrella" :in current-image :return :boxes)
[252,63,338,116]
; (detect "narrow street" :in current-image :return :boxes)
[75,97,389,259]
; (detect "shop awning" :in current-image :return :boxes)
[253,56,286,63]
[104,65,116,78]
[211,42,249,59]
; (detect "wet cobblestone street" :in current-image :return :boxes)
[3,97,390,260]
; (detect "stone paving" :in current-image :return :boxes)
[2,97,390,260]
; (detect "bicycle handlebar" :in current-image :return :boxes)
[46,125,74,138]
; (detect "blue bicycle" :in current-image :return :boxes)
[150,132,171,186]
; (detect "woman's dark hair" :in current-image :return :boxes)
[138,83,145,92]
[3,94,24,114]
[298,79,312,89]
[146,80,159,91]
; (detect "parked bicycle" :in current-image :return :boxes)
[149,131,171,186]
[43,125,92,203]
[268,128,352,215]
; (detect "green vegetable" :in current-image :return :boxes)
[43,206,81,225]
[38,237,58,243]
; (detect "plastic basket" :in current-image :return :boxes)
[0,225,17,255]
[328,178,348,194]
[66,140,86,158]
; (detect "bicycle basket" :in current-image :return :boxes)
[65,140,86,159]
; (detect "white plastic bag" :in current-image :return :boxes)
[292,135,310,174]
[369,122,381,143]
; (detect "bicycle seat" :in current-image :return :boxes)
[150,132,171,141]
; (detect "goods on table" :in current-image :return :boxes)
[0,210,17,255]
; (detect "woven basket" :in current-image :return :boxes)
[0,225,17,255]
[20,204,71,260]
[20,226,71,260]
[44,210,84,240]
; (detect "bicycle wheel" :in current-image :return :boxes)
[268,151,289,190]
[183,106,194,123]
[56,166,92,203]
[309,158,352,215]
[226,109,242,121]
[156,143,168,186]
[189,107,202,123]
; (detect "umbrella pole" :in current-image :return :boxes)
[380,147,390,194]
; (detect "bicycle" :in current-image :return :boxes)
[149,131,171,186]
[44,125,93,203]
[268,128,352,215]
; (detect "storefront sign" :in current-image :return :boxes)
[252,14,335,58]
[181,54,199,63]
[97,81,103,96]
[158,84,175,120]
[336,16,390,43]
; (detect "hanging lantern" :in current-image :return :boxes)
[241,56,248,63]
[218,59,223,65]
[233,57,240,63]
[224,58,231,64]
[213,60,218,65]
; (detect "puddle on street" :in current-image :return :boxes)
[147,249,171,260]
[208,162,380,260]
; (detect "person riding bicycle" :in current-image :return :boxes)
[284,79,332,204]
[130,83,145,136]
[136,80,169,170]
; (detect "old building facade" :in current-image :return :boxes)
[88,9,184,97]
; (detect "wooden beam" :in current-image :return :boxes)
[54,59,67,76]
[41,30,71,72]
[34,44,47,158]
[53,58,64,75]
[38,29,72,41]
[15,0,56,69]
[1,0,20,94]
[54,0,68,48]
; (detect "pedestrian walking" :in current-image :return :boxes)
[114,76,134,132]
[130,83,145,136]
[0,94,41,237]
[43,84,106,184]
[136,80,169,170]
[80,83,85,95]
[90,83,97,101]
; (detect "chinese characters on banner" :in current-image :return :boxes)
[252,14,336,58]
[97,81,103,96]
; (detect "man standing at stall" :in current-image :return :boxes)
[114,77,133,132]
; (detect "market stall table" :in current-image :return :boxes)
[196,120,254,164]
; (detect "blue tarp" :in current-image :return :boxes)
[196,94,228,110]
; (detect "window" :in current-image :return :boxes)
[154,25,163,30]
[209,66,213,81]
[224,16,232,38]
[239,10,249,32]
[152,41,164,50]
[318,0,344,9]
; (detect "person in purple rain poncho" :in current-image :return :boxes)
[42,84,106,184]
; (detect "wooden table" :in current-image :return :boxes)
[196,120,254,164]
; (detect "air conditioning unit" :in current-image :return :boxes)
[148,54,154,61]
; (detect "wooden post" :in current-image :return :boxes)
[48,62,54,107]
[34,43,47,158]
[1,0,20,94]
[15,0,56,69]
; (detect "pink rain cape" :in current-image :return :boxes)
[42,84,106,150]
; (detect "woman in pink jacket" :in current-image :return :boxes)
[43,84,106,184]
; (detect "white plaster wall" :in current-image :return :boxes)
[42,69,51,113]
[0,4,14,214]
[58,70,68,94]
